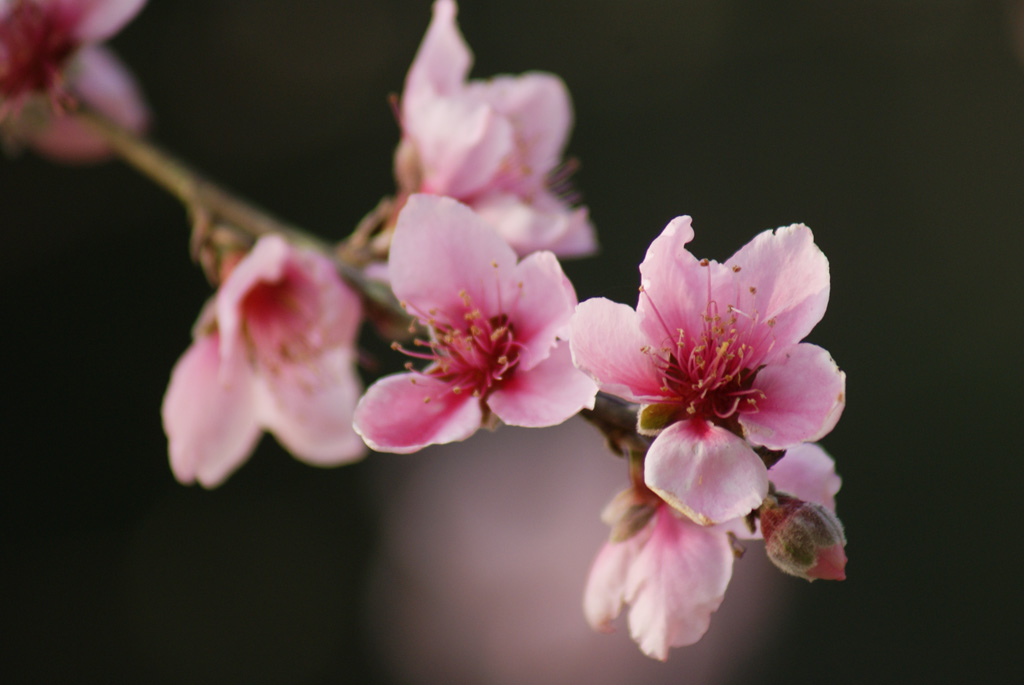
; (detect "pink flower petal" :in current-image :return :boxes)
[161,333,261,488]
[487,344,597,427]
[506,250,577,370]
[537,205,596,258]
[466,72,572,182]
[472,191,597,258]
[739,343,846,450]
[72,44,147,128]
[637,216,729,349]
[406,96,514,199]
[569,298,666,403]
[769,442,842,511]
[645,419,769,525]
[26,45,148,162]
[71,0,147,43]
[624,508,734,660]
[22,106,112,162]
[402,0,471,107]
[255,349,365,466]
[583,534,646,633]
[215,234,294,361]
[353,373,483,454]
[389,194,517,320]
[723,223,830,360]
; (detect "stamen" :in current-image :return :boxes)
[390,290,522,400]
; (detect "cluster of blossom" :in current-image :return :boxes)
[0,0,148,159]
[4,0,849,662]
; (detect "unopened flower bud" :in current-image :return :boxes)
[759,494,847,581]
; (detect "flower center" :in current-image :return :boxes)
[643,286,774,425]
[241,275,323,371]
[0,1,80,106]
[394,290,522,398]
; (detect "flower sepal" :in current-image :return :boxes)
[636,402,681,436]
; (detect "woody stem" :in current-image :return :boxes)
[76,108,400,316]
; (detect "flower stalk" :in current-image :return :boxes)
[77,108,401,317]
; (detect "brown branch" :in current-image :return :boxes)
[77,109,401,317]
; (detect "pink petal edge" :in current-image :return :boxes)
[353,373,483,454]
[161,333,261,488]
[645,419,769,526]
[487,344,597,427]
[740,343,846,450]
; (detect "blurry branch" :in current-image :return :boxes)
[78,109,400,317]
[580,394,648,455]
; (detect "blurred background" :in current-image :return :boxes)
[4,0,1023,682]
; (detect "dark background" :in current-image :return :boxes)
[4,1,1023,682]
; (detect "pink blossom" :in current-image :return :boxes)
[353,193,597,453]
[395,0,596,258]
[0,0,148,161]
[162,235,365,488]
[585,442,841,660]
[583,504,734,661]
[570,217,845,525]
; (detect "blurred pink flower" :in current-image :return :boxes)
[162,235,365,488]
[0,0,148,161]
[368,419,791,684]
[353,194,597,453]
[586,442,842,660]
[584,504,734,661]
[395,0,596,258]
[570,217,845,526]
